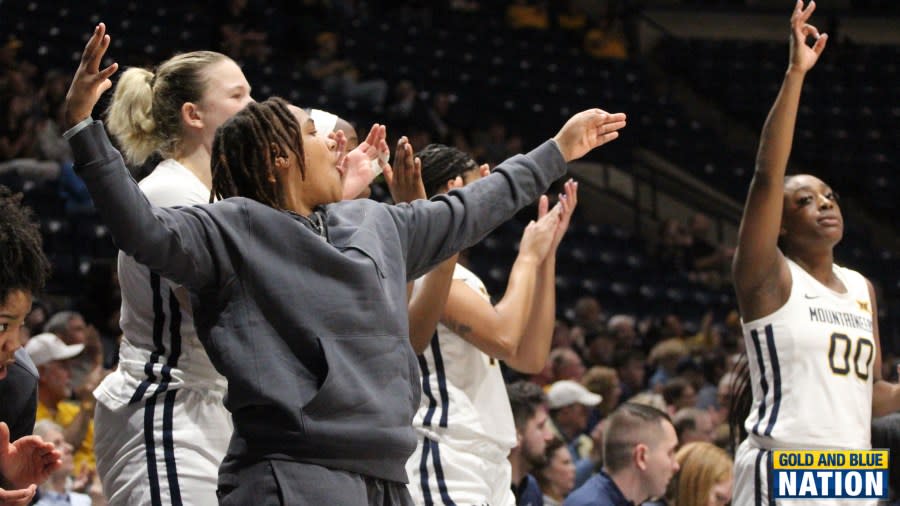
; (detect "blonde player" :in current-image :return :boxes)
[730,2,900,504]
[96,51,253,505]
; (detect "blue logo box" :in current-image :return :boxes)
[772,450,889,499]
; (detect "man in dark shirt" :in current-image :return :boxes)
[508,381,554,506]
[564,403,679,506]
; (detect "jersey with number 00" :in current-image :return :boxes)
[741,258,874,450]
[412,264,517,452]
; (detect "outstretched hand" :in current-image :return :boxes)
[789,0,828,73]
[553,109,627,162]
[540,178,578,252]
[518,196,563,264]
[64,23,119,129]
[0,422,61,490]
[383,136,425,203]
[340,124,388,199]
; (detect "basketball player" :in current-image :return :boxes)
[730,2,900,504]
[405,143,578,506]
[64,22,626,505]
[98,51,390,504]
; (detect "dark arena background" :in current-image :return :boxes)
[1,0,898,501]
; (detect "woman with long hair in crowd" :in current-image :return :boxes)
[668,442,732,506]
[729,2,900,504]
[63,22,626,505]
[535,438,577,506]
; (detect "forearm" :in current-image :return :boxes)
[408,255,458,354]
[489,255,541,359]
[754,69,805,180]
[507,257,557,373]
[402,140,566,279]
[872,380,900,418]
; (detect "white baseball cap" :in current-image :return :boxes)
[547,380,603,409]
[24,333,84,367]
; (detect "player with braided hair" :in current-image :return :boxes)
[406,144,578,505]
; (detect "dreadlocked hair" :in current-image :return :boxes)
[0,185,50,303]
[727,355,753,453]
[210,97,304,209]
[417,144,478,198]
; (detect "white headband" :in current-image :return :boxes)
[309,108,338,134]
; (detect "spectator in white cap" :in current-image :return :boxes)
[25,333,84,369]
[25,333,97,475]
[547,380,602,489]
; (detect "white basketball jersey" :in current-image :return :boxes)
[412,264,517,453]
[95,159,226,410]
[742,258,874,450]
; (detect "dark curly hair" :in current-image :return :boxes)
[0,186,50,303]
[210,97,304,209]
[417,144,478,198]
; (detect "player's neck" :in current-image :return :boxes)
[175,144,213,191]
[787,249,836,287]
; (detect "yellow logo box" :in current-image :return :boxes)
[773,450,889,470]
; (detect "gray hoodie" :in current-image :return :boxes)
[69,121,567,483]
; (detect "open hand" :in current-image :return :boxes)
[788,0,828,74]
[518,196,563,264]
[553,109,627,162]
[383,136,425,203]
[543,178,578,252]
[64,23,119,129]
[0,484,37,506]
[0,422,61,490]
[340,124,387,199]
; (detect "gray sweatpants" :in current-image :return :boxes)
[217,459,414,506]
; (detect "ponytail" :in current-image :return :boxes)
[107,67,159,165]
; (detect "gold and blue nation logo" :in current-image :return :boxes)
[772,450,889,500]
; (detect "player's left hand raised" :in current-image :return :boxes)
[64,23,119,129]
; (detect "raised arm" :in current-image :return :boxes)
[63,24,226,290]
[514,179,578,372]
[394,109,626,279]
[732,0,827,319]
[440,199,561,372]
